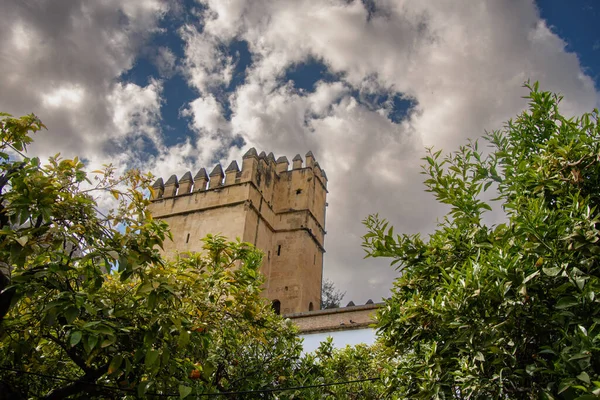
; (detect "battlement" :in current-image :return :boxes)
[147,149,328,314]
[150,148,327,201]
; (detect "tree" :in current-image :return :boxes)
[0,113,302,398]
[363,84,600,399]
[291,339,392,399]
[321,278,346,309]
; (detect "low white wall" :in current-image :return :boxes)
[300,327,377,353]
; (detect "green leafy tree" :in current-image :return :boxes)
[363,84,600,399]
[321,278,346,309]
[291,339,391,399]
[0,113,302,399]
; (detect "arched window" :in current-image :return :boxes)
[272,300,281,315]
[308,302,314,311]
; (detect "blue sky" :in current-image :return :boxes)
[1,0,599,303]
[117,0,600,157]
[538,0,600,85]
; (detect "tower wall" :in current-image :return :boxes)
[149,184,252,255]
[148,149,328,314]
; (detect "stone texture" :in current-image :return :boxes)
[148,150,328,314]
[287,303,380,333]
[178,171,193,194]
[292,154,302,170]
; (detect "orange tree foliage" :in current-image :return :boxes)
[0,113,301,399]
[364,84,600,399]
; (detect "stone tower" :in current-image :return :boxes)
[148,149,327,314]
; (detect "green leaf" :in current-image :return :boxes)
[143,330,155,347]
[138,380,153,398]
[178,329,190,347]
[523,270,539,284]
[101,336,117,348]
[577,372,591,385]
[589,245,600,255]
[179,384,192,399]
[94,325,114,335]
[556,296,579,309]
[161,348,170,366]
[108,355,123,375]
[480,203,492,212]
[147,291,157,310]
[64,306,79,324]
[542,266,561,276]
[137,283,153,294]
[568,353,591,361]
[201,361,215,380]
[87,335,98,351]
[558,380,573,394]
[145,350,159,368]
[15,235,28,247]
[70,331,82,347]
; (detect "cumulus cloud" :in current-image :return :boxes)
[183,94,228,133]
[107,80,164,151]
[0,0,168,165]
[179,0,598,303]
[180,24,235,92]
[1,0,598,304]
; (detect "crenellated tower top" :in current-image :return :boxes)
[150,148,327,202]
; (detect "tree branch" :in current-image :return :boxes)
[43,334,90,374]
[41,368,110,400]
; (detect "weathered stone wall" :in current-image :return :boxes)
[287,303,380,334]
[153,204,247,255]
[148,183,251,255]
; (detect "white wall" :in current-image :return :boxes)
[300,328,377,353]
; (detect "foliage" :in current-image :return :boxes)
[289,339,390,399]
[0,113,302,399]
[321,278,346,309]
[363,84,600,399]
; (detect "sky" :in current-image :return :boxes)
[1,0,599,304]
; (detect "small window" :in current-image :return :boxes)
[186,233,190,244]
[272,300,281,315]
[268,251,271,260]
[277,245,281,256]
[309,302,314,311]
[314,254,316,264]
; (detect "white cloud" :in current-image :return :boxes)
[42,85,86,109]
[180,24,235,92]
[178,0,598,303]
[108,80,163,146]
[183,94,228,133]
[1,0,598,304]
[0,0,169,163]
